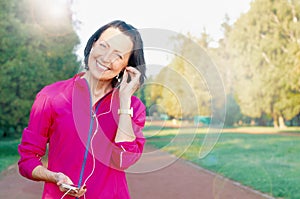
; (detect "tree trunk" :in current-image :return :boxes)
[273,114,279,128]
[279,115,287,129]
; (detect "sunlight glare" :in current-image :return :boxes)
[47,0,68,19]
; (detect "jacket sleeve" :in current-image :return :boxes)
[18,92,53,180]
[111,98,146,170]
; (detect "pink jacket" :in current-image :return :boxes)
[18,73,146,199]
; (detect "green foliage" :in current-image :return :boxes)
[0,139,20,172]
[209,15,246,126]
[0,0,80,137]
[148,0,300,126]
[150,34,213,119]
[227,0,300,127]
[134,77,156,116]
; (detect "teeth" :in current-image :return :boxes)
[96,61,109,70]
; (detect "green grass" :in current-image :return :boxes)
[222,126,300,134]
[1,126,299,198]
[146,128,300,199]
[0,138,20,173]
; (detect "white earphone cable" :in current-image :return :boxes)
[60,72,122,199]
[81,83,121,199]
[60,188,72,199]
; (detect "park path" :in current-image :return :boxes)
[0,145,274,199]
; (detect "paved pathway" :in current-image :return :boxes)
[0,146,274,199]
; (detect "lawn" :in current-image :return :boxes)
[0,138,20,172]
[1,126,299,199]
[146,127,300,199]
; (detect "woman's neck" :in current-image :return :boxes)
[82,72,113,105]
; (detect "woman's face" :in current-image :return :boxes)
[87,27,133,82]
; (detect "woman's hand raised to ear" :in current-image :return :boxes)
[115,66,140,143]
[119,67,141,108]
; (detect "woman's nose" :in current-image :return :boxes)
[100,51,112,64]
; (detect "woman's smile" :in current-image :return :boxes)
[96,60,110,72]
[87,27,133,82]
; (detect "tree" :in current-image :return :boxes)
[0,0,80,137]
[134,76,155,116]
[227,0,300,128]
[208,14,245,126]
[150,33,216,119]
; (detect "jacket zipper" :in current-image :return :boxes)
[77,79,101,190]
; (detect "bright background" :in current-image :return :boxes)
[71,0,252,75]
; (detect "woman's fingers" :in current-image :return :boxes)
[122,68,128,83]
[59,184,87,197]
[55,172,87,197]
[76,186,87,197]
[126,67,140,81]
[68,185,87,197]
[119,67,141,99]
[55,172,73,186]
[122,67,140,87]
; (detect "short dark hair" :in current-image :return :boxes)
[84,20,146,88]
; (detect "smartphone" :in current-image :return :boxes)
[61,183,79,193]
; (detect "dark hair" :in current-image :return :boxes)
[84,20,146,88]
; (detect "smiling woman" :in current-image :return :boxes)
[18,20,147,199]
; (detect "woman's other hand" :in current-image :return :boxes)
[55,172,87,197]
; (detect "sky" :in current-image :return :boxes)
[70,0,253,76]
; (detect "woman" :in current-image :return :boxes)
[18,20,146,199]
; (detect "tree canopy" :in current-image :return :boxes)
[149,0,300,128]
[227,0,300,128]
[0,0,80,137]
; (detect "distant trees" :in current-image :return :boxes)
[227,0,300,128]
[0,0,80,137]
[149,33,213,119]
[149,0,300,128]
[1,0,299,133]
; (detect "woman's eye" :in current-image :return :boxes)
[99,41,108,48]
[117,54,123,59]
[99,43,106,48]
[112,53,122,60]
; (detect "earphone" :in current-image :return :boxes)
[60,188,73,198]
